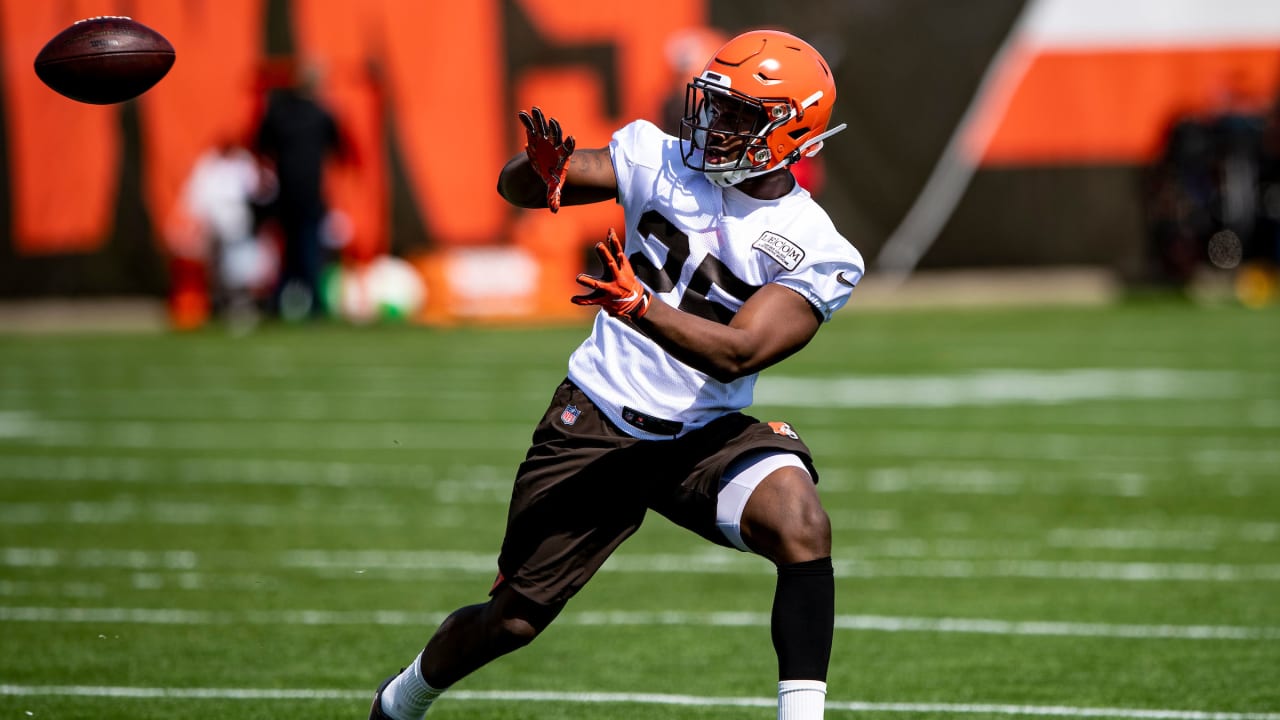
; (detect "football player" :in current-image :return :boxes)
[370,29,863,720]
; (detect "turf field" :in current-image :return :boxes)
[1,299,1278,720]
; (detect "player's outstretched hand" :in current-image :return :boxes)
[572,229,651,320]
[518,106,576,213]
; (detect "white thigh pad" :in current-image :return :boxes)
[716,451,809,553]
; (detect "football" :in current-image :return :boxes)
[33,16,175,105]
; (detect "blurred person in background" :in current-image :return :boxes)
[176,138,277,323]
[1242,91,1280,304]
[1256,94,1280,256]
[254,61,349,321]
[1144,72,1269,292]
[368,29,861,720]
[1144,115,1221,286]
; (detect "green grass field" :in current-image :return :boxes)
[1,300,1278,719]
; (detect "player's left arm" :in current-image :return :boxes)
[572,228,833,382]
[636,284,822,383]
[497,107,618,212]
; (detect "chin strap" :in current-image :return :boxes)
[707,169,749,188]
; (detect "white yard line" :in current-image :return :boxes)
[755,370,1244,408]
[0,454,509,489]
[0,684,1276,719]
[0,580,105,599]
[3,443,1278,495]
[2,500,1273,552]
[5,546,1280,582]
[286,548,1280,583]
[1,606,1277,641]
[0,418,528,450]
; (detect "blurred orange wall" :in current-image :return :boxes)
[966,0,1280,166]
[1,0,705,258]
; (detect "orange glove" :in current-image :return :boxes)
[518,106,575,213]
[572,229,652,320]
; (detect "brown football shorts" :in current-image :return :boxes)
[493,378,816,607]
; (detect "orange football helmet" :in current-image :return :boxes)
[681,30,846,187]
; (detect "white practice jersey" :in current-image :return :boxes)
[567,119,864,439]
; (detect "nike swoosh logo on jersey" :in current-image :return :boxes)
[837,272,857,287]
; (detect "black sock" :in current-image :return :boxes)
[771,556,834,681]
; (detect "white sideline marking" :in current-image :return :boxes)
[2,606,1277,641]
[0,580,105,599]
[755,369,1241,408]
[4,445,1278,497]
[0,454,514,491]
[0,499,498,527]
[9,496,1258,551]
[1,497,1276,551]
[0,411,38,438]
[1,685,1277,719]
[6,546,1280,582]
[0,417,529,450]
[286,549,1280,583]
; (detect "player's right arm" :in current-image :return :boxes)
[497,107,617,211]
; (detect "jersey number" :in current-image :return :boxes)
[630,210,760,325]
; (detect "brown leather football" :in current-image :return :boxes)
[33,16,175,105]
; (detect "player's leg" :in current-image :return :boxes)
[373,586,564,720]
[732,454,831,562]
[422,583,564,685]
[722,451,833,720]
[372,379,646,720]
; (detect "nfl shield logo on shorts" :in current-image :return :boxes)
[560,404,581,426]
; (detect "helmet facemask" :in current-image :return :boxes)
[680,75,790,188]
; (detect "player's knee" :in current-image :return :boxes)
[770,494,830,563]
[791,501,832,558]
[742,468,831,563]
[488,615,542,653]
[477,589,557,655]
